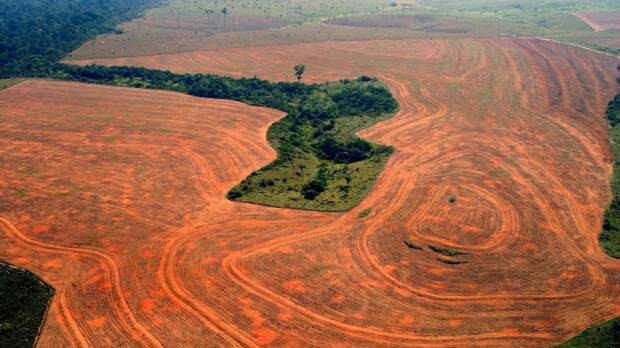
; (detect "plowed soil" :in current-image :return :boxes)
[3,38,620,347]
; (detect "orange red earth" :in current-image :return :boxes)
[2,38,620,346]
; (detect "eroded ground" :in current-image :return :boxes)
[3,38,620,347]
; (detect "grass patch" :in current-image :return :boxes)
[0,262,54,348]
[134,164,146,175]
[404,240,423,250]
[447,82,461,90]
[147,0,393,24]
[103,136,118,144]
[428,244,468,257]
[0,79,26,90]
[15,189,28,198]
[600,74,620,258]
[357,208,372,218]
[310,265,329,275]
[17,167,35,176]
[554,316,620,347]
[58,186,81,197]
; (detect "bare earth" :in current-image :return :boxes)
[2,38,620,346]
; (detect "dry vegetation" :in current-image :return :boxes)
[326,14,421,28]
[66,0,620,61]
[573,12,620,32]
[67,0,399,59]
[3,37,620,346]
[67,20,504,60]
[0,79,26,90]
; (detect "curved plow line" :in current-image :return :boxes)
[157,226,259,347]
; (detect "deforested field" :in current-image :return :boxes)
[1,37,619,347]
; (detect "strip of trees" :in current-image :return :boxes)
[601,69,620,259]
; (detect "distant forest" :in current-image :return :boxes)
[0,0,160,78]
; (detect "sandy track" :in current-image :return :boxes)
[3,38,620,346]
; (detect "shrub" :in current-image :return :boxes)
[404,240,423,250]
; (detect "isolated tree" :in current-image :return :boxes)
[294,64,306,82]
[298,163,306,187]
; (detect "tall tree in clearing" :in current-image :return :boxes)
[294,64,306,82]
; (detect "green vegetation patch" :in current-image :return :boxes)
[17,167,35,176]
[428,244,468,257]
[600,73,620,258]
[554,316,620,348]
[15,189,28,198]
[148,0,394,24]
[404,240,423,250]
[0,79,26,90]
[197,76,398,211]
[0,263,54,348]
[437,258,467,265]
[357,208,373,218]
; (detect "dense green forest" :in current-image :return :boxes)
[0,0,160,78]
[601,75,620,259]
[554,317,620,348]
[0,263,54,348]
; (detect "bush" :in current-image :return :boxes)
[301,164,330,200]
[316,137,373,163]
[301,181,325,200]
[606,94,620,127]
[227,188,243,199]
[404,240,423,250]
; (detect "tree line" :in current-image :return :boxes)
[601,68,620,259]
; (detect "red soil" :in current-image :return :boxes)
[3,38,620,347]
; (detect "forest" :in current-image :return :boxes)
[0,0,160,78]
[0,263,54,348]
[601,77,620,259]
